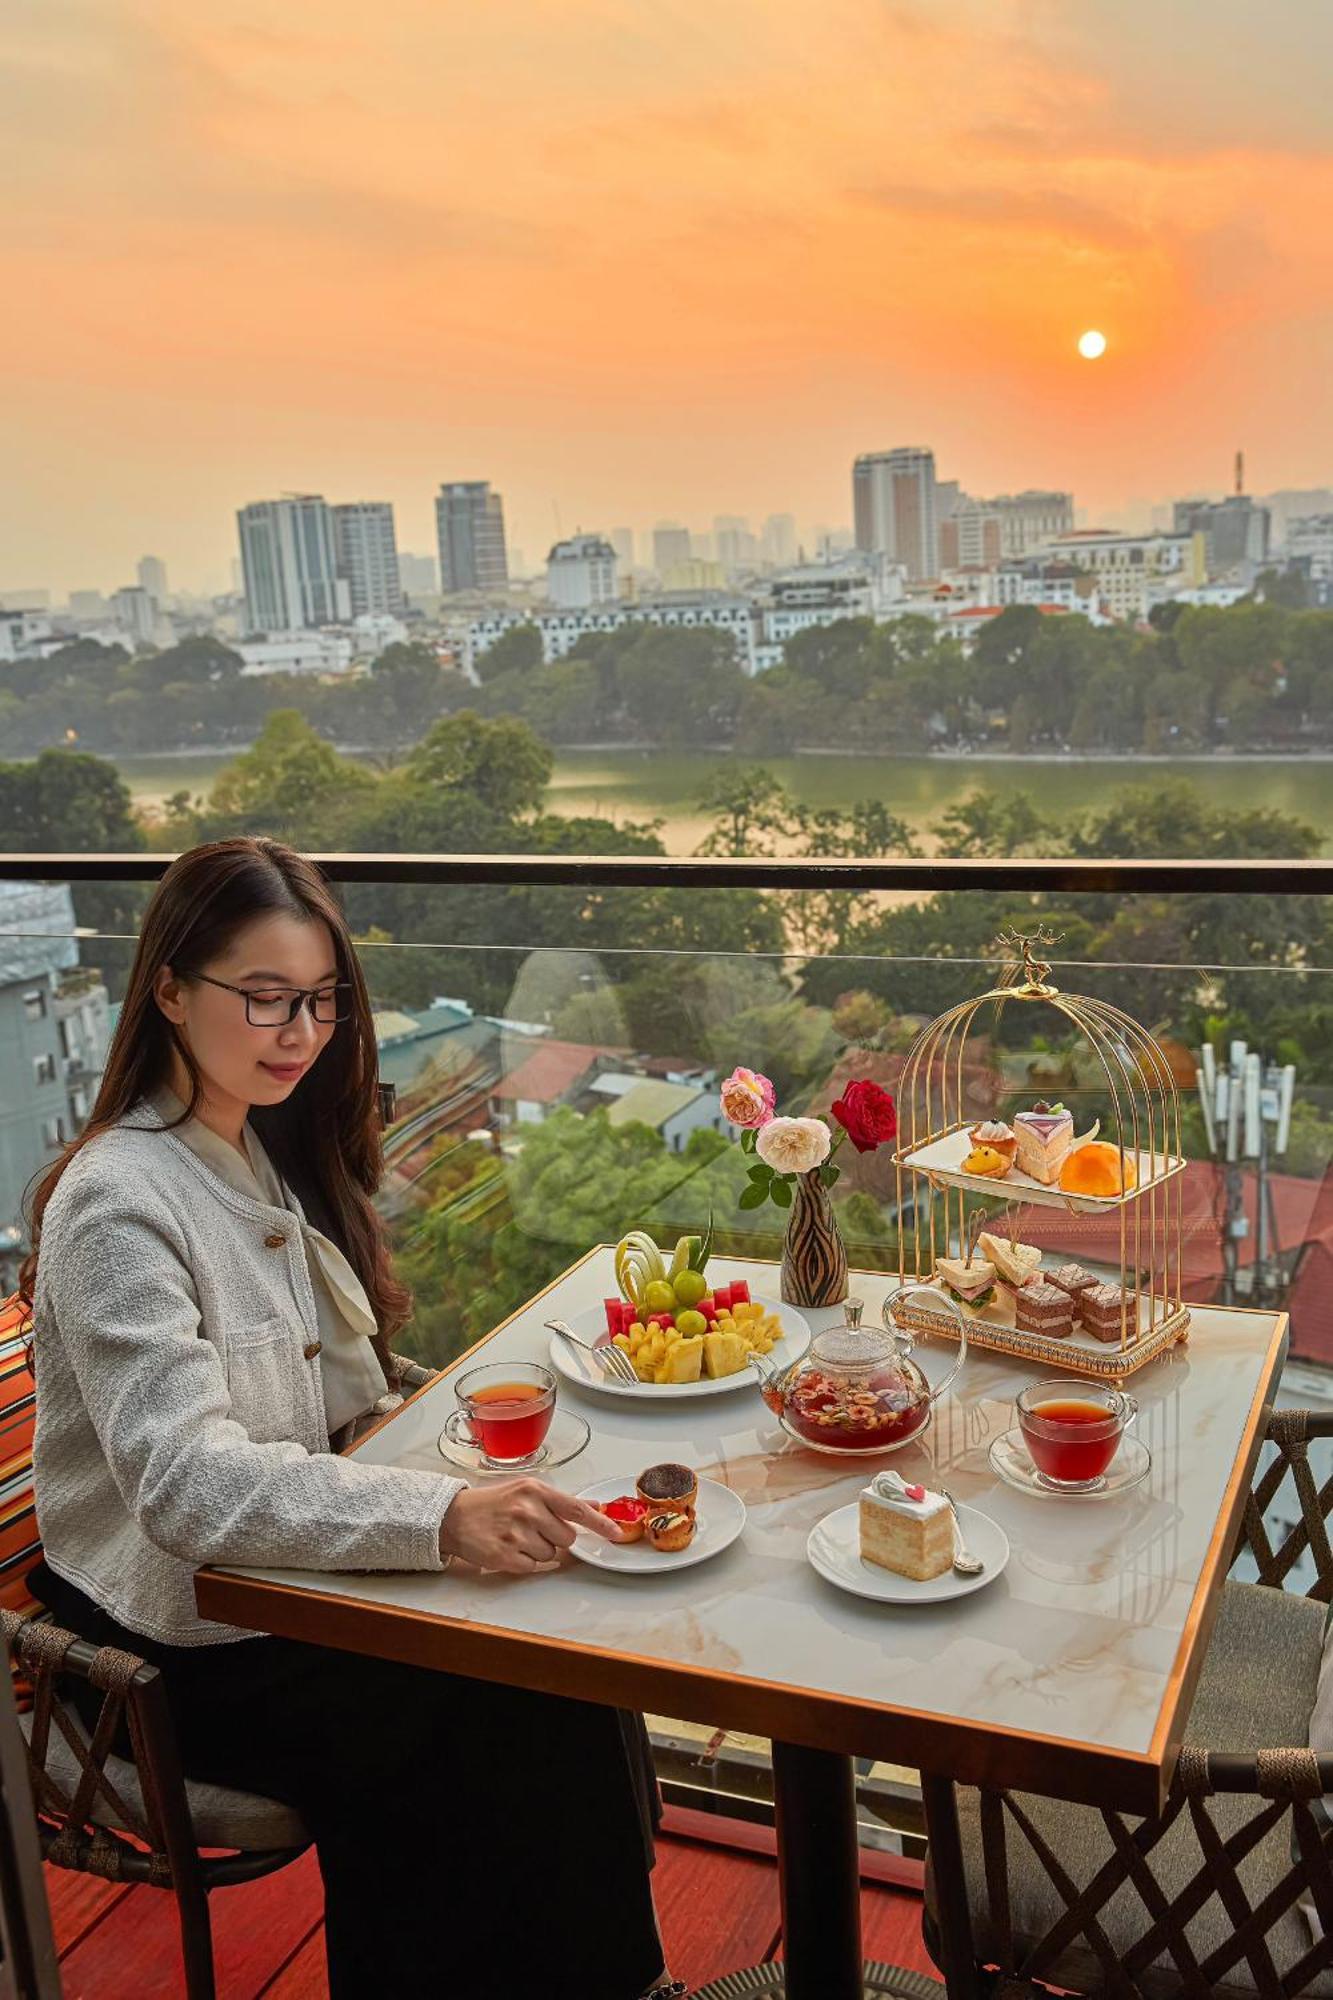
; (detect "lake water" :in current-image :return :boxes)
[115,747,1333,854]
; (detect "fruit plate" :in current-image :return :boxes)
[893,1127,1184,1212]
[548,1297,811,1401]
[570,1476,746,1573]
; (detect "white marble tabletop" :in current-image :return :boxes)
[197,1250,1287,1813]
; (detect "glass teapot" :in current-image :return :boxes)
[751,1288,967,1456]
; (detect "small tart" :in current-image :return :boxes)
[961,1143,1010,1179]
[968,1120,1017,1165]
[636,1462,699,1509]
[646,1507,696,1553]
[597,1496,650,1543]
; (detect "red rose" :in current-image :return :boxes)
[830,1080,898,1155]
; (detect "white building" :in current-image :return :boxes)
[238,496,351,632]
[1038,529,1200,621]
[761,514,798,567]
[332,502,404,618]
[469,593,758,675]
[109,585,158,647]
[546,534,619,609]
[750,557,906,670]
[0,609,58,661]
[137,555,168,606]
[237,631,354,676]
[852,447,937,581]
[1287,515,1333,582]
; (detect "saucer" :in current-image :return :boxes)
[807,1501,1009,1604]
[437,1408,591,1476]
[988,1426,1152,1500]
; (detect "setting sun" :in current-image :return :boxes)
[1078,329,1109,360]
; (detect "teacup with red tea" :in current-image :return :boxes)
[1016,1379,1136,1492]
[444,1361,558,1469]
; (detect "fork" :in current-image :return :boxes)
[545,1319,641,1387]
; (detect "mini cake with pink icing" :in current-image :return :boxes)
[1012,1101,1075,1185]
[858,1468,954,1582]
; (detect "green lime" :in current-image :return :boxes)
[643,1280,677,1315]
[674,1309,708,1339]
[671,1269,707,1309]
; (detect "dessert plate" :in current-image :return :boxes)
[807,1500,1008,1604]
[569,1475,746,1574]
[549,1298,810,1402]
[437,1408,590,1476]
[988,1426,1152,1500]
[894,1130,1182,1212]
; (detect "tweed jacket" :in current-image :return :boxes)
[32,1102,461,1646]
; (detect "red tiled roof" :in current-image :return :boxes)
[492,1039,627,1105]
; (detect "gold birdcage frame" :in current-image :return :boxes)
[889,928,1190,1380]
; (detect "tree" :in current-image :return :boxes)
[694,764,793,857]
[474,623,543,682]
[401,712,552,818]
[932,789,1049,859]
[205,710,375,839]
[615,628,745,746]
[0,748,146,938]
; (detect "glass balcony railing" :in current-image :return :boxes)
[3,853,1332,1841]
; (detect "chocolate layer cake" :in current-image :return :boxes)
[1080,1282,1129,1344]
[1014,1281,1074,1339]
[1047,1262,1097,1306]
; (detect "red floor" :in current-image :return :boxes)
[45,1824,940,1995]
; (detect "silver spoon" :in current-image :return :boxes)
[940,1489,985,1576]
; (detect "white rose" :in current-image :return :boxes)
[755,1116,832,1176]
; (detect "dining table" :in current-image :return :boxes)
[195,1249,1287,2000]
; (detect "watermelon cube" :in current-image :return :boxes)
[713,1284,732,1311]
[648,1312,675,1330]
[699,1294,716,1320]
[729,1279,751,1305]
[605,1299,623,1336]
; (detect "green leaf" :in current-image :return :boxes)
[747,1161,774,1183]
[738,1183,768,1211]
[770,1178,793,1209]
[820,1163,841,1187]
[741,1127,757,1153]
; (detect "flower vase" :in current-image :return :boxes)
[780,1169,848,1308]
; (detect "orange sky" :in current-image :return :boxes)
[4,0,1332,594]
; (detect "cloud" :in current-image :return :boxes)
[853,180,1148,252]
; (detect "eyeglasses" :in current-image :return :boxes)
[187,972,353,1026]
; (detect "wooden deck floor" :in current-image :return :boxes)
[45,1821,940,1996]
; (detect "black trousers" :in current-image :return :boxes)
[32,1564,665,2000]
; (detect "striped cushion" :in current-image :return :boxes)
[0,1296,41,1708]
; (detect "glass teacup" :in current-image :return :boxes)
[1016,1379,1136,1493]
[441,1361,557,1469]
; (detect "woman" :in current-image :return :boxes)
[23,836,685,2000]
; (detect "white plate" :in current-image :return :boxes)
[989,1426,1152,1500]
[807,1499,1009,1604]
[894,1129,1183,1212]
[549,1295,810,1401]
[570,1475,746,1573]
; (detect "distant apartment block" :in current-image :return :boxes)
[1041,529,1199,620]
[237,496,350,632]
[609,527,636,572]
[853,447,938,581]
[652,524,692,574]
[332,502,404,618]
[546,534,618,609]
[397,552,439,598]
[136,555,168,605]
[938,490,1074,571]
[109,585,157,648]
[761,514,798,567]
[1173,496,1271,575]
[435,481,509,594]
[1287,515,1333,581]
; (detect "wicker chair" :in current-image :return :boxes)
[924,1409,1333,1997]
[3,1605,311,2000]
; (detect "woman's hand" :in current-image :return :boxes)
[439,1477,625,1573]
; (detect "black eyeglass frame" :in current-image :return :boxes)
[185,972,353,1025]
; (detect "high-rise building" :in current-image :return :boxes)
[110,585,157,647]
[986,491,1075,557]
[852,448,938,580]
[435,481,509,593]
[1172,496,1270,574]
[136,555,168,606]
[652,524,692,575]
[761,514,798,567]
[237,496,350,632]
[397,552,439,598]
[714,516,757,574]
[332,502,404,617]
[610,527,636,572]
[546,534,619,609]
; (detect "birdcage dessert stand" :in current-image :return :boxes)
[888,931,1190,1382]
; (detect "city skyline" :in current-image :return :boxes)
[4,1,1331,595]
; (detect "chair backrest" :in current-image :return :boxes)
[0,1661,60,1999]
[0,1304,42,1712]
[1230,1408,1333,1602]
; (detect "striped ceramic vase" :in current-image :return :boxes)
[780,1168,849,1307]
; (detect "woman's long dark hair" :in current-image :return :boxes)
[20,838,409,1352]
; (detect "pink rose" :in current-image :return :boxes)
[720,1066,776,1129]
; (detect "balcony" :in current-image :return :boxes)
[2,849,1332,1997]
